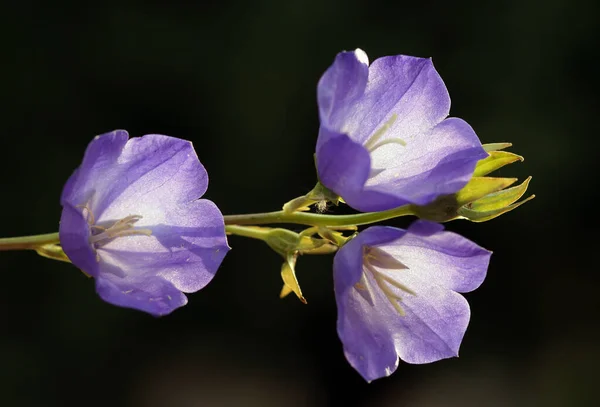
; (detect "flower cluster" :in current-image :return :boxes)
[32,48,532,382]
[310,49,496,380]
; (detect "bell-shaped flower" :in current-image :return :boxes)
[316,49,488,212]
[333,220,491,381]
[59,130,230,316]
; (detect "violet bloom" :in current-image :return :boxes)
[59,130,229,316]
[316,49,488,212]
[333,220,490,382]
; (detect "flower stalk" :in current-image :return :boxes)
[223,204,415,227]
[0,205,415,252]
[0,232,60,251]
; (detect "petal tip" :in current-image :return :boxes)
[97,129,129,140]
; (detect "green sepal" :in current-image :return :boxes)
[35,244,71,263]
[413,176,533,223]
[457,177,534,222]
[282,182,340,213]
[466,176,532,212]
[473,151,524,177]
[282,195,314,213]
[315,226,356,247]
[300,243,338,255]
[483,142,513,152]
[265,227,337,303]
[279,252,307,303]
[455,177,518,207]
[458,194,535,222]
[35,244,92,278]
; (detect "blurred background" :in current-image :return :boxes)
[0,0,597,406]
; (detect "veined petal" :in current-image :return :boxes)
[316,129,371,203]
[61,131,209,222]
[350,55,450,145]
[333,222,490,381]
[333,226,404,288]
[337,291,400,382]
[380,220,491,293]
[384,269,471,364]
[333,227,406,381]
[317,49,369,144]
[95,134,208,222]
[337,264,471,379]
[61,130,129,208]
[318,52,450,147]
[59,202,100,277]
[96,273,187,316]
[366,118,488,206]
[95,199,229,293]
[318,119,488,212]
[316,128,421,211]
[340,266,471,372]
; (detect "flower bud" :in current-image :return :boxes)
[413,143,534,222]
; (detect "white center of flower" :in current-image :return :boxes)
[354,246,415,316]
[78,204,152,253]
[363,114,407,153]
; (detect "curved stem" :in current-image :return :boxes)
[0,232,60,251]
[0,205,415,252]
[223,204,415,227]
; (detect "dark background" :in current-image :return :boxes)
[1,1,597,406]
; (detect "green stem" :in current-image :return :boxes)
[0,205,415,252]
[0,232,60,251]
[223,204,415,227]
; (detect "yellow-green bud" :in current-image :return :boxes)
[413,143,534,222]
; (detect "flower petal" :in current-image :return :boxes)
[334,223,490,381]
[381,220,491,293]
[96,273,187,316]
[59,202,99,277]
[95,199,229,293]
[365,118,489,206]
[316,129,371,203]
[337,266,471,379]
[96,134,209,222]
[316,128,416,211]
[333,227,406,381]
[386,273,471,364]
[317,119,488,212]
[317,49,369,145]
[61,131,209,223]
[319,52,450,146]
[337,292,400,382]
[355,54,450,144]
[61,130,129,207]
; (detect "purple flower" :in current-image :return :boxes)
[333,220,491,382]
[59,130,229,316]
[316,49,488,212]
